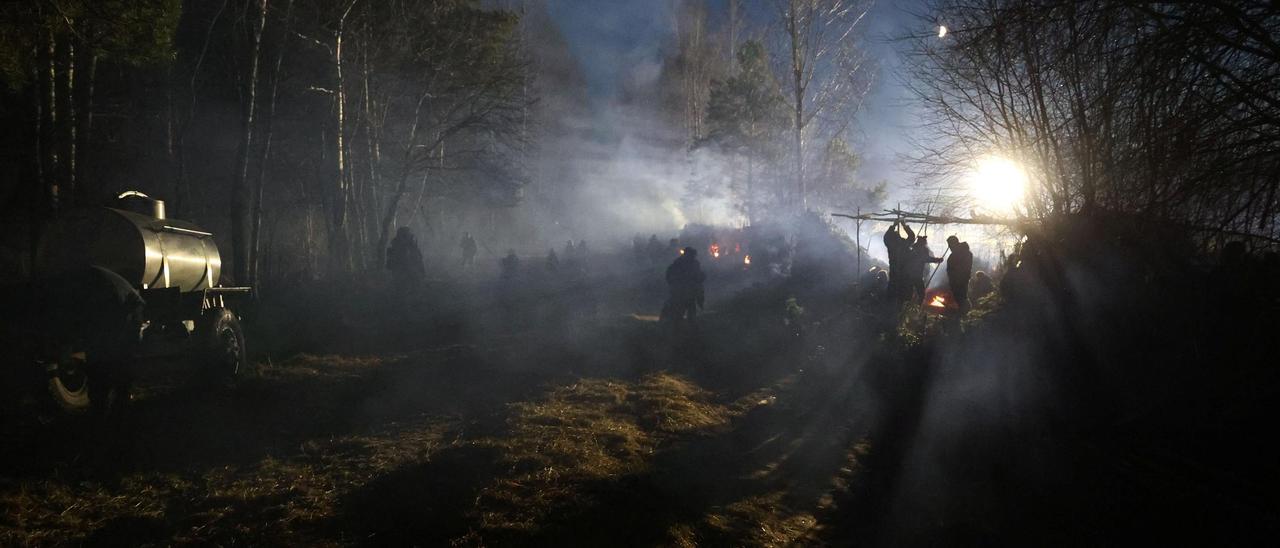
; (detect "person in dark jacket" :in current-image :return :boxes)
[500,250,520,280]
[908,235,944,300]
[387,227,426,284]
[883,221,916,301]
[946,235,974,311]
[459,232,478,269]
[545,248,560,273]
[970,270,995,301]
[663,247,706,326]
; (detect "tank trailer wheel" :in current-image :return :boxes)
[200,308,246,379]
[45,350,92,413]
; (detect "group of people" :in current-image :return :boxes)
[498,239,594,280]
[880,220,976,312]
[388,227,602,284]
[634,234,682,267]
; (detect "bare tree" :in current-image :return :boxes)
[770,0,873,210]
[903,0,1279,241]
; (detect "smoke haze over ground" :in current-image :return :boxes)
[1,1,1278,545]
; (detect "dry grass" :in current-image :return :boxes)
[2,308,866,546]
[0,353,451,547]
[0,422,450,546]
[471,372,737,537]
[703,492,819,546]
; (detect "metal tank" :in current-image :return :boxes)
[36,192,222,292]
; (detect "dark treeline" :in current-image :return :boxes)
[0,0,895,287]
[0,0,535,286]
[1,0,1275,288]
[907,0,1280,246]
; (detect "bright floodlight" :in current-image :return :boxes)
[970,156,1027,213]
[938,25,948,38]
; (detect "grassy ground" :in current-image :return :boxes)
[0,276,890,547]
[3,264,1276,546]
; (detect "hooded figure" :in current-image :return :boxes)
[946,235,974,310]
[387,227,426,284]
[883,221,916,301]
[459,232,478,268]
[663,247,706,326]
[500,250,520,280]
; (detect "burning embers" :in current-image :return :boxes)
[709,243,721,259]
[923,288,958,314]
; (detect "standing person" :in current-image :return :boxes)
[545,248,560,273]
[646,235,663,265]
[563,240,577,271]
[663,247,706,327]
[387,226,426,285]
[500,250,520,280]
[665,238,681,258]
[883,220,916,301]
[946,235,974,311]
[908,235,943,301]
[459,232,478,269]
[632,235,646,265]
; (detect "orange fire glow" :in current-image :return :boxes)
[710,243,721,258]
[929,295,947,308]
[744,254,752,265]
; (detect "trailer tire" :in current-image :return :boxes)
[46,351,92,413]
[200,308,246,379]
[45,352,129,415]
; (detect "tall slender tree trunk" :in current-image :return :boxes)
[76,52,97,203]
[360,15,380,269]
[232,0,269,285]
[375,92,431,268]
[329,1,358,276]
[64,41,76,205]
[45,31,60,213]
[251,0,292,290]
[746,152,754,226]
[785,2,806,210]
[176,0,230,218]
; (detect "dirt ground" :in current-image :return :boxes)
[1,261,1276,546]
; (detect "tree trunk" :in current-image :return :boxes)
[251,0,292,290]
[64,41,76,206]
[786,2,806,210]
[232,0,269,286]
[329,1,359,276]
[76,53,97,203]
[375,92,432,269]
[746,152,754,226]
[45,30,60,213]
[175,0,230,218]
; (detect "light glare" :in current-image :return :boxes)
[970,156,1027,213]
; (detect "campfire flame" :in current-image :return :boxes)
[929,295,947,308]
[710,243,721,259]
